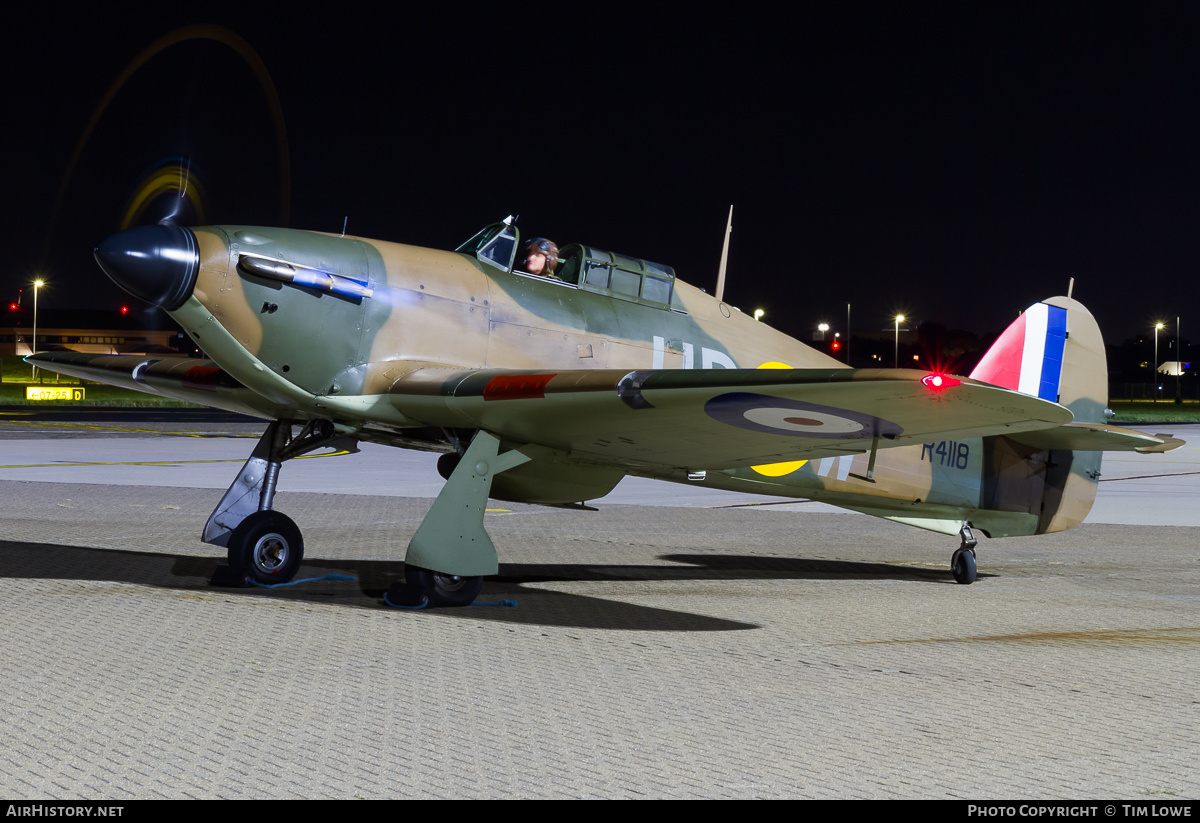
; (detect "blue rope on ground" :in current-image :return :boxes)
[383,592,430,610]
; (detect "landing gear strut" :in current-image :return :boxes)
[385,431,530,609]
[207,419,355,587]
[209,423,527,607]
[950,521,978,585]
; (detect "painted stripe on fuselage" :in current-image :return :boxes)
[482,374,556,401]
[815,454,852,481]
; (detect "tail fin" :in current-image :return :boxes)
[971,296,1107,533]
[970,296,1107,424]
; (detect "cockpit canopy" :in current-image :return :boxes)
[457,219,520,271]
[457,220,679,310]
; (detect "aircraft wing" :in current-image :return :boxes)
[387,367,1075,471]
[35,352,1136,467]
[25,352,284,419]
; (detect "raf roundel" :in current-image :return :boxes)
[742,407,866,435]
[703,392,904,440]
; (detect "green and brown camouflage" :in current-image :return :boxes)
[29,217,1183,601]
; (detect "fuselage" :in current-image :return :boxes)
[184,225,843,390]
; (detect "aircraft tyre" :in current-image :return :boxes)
[951,547,977,585]
[436,452,461,481]
[404,566,484,608]
[227,511,304,585]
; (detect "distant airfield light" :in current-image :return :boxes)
[818,323,829,332]
[754,309,765,321]
[1153,321,1167,402]
[32,278,45,379]
[894,314,906,368]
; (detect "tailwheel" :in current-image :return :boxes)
[387,566,484,608]
[227,510,304,585]
[950,547,977,585]
[950,520,979,585]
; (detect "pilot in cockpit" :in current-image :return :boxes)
[519,237,559,278]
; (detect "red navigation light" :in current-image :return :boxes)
[120,306,129,315]
[8,303,16,311]
[830,340,841,351]
[921,373,962,392]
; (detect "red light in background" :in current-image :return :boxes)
[921,373,962,392]
[831,340,841,350]
[120,306,128,315]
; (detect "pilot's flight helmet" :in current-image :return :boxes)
[523,238,559,273]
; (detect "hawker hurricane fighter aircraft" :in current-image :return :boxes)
[29,216,1182,607]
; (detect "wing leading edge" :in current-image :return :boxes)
[24,352,285,419]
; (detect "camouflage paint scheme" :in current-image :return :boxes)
[30,220,1182,594]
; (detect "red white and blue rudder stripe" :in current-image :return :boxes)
[970,301,1068,403]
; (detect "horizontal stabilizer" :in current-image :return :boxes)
[1007,422,1184,453]
[1138,433,1187,454]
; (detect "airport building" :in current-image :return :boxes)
[1,308,189,357]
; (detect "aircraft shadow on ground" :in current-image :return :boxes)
[0,541,972,632]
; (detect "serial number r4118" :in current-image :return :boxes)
[921,440,970,469]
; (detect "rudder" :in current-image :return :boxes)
[971,296,1106,533]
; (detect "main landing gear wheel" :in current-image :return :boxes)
[227,510,304,585]
[387,567,484,608]
[951,547,977,585]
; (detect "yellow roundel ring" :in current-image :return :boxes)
[751,361,807,477]
[751,460,807,476]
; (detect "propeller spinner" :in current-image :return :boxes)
[94,222,199,311]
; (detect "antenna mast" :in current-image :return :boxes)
[715,205,733,302]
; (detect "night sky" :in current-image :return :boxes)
[5,4,1198,349]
